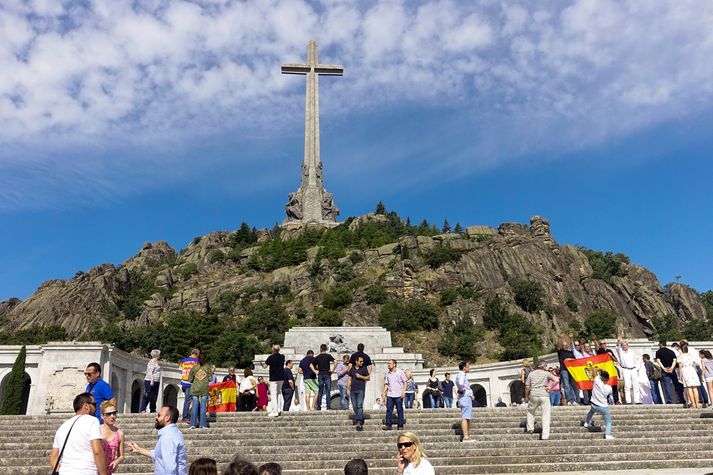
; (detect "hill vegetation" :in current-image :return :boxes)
[1,204,710,368]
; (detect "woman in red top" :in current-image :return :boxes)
[256,376,269,412]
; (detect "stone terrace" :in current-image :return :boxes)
[2,405,712,474]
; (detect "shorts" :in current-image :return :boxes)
[705,377,713,383]
[304,379,318,394]
[459,395,472,420]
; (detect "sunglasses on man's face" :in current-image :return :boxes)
[84,372,96,376]
[397,442,414,449]
[104,411,117,417]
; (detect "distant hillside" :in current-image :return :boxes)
[1,209,711,367]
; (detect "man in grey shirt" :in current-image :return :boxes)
[525,361,559,440]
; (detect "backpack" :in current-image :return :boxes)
[651,362,662,380]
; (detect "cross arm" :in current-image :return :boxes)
[281,64,310,75]
[315,64,343,76]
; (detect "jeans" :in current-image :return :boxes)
[586,404,612,436]
[427,392,441,408]
[649,379,663,404]
[338,385,348,410]
[385,396,404,428]
[697,366,709,405]
[268,380,283,414]
[181,386,192,421]
[190,394,208,428]
[560,370,576,404]
[404,392,415,409]
[140,380,159,413]
[350,390,365,423]
[660,371,675,403]
[282,387,294,412]
[316,374,332,410]
[549,391,562,406]
[527,396,551,439]
[443,396,453,408]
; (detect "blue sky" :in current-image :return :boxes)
[1,0,712,302]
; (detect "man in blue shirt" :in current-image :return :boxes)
[85,362,116,424]
[128,405,188,475]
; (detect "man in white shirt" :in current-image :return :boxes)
[616,336,640,404]
[455,360,475,443]
[583,368,614,439]
[50,392,107,475]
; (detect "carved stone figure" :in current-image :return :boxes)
[285,192,303,220]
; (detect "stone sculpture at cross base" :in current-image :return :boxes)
[281,40,342,229]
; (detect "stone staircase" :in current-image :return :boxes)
[2,406,713,474]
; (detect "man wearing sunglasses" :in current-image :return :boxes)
[128,405,188,475]
[50,392,108,475]
[84,362,116,424]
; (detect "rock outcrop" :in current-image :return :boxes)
[1,216,708,351]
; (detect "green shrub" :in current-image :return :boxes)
[208,249,226,264]
[701,291,713,319]
[210,330,264,368]
[483,296,507,330]
[0,346,26,415]
[366,285,389,305]
[348,251,364,264]
[579,248,630,282]
[378,300,439,332]
[685,318,713,340]
[651,314,683,342]
[498,312,543,360]
[566,296,579,312]
[119,269,161,320]
[440,286,478,306]
[314,308,344,326]
[215,291,240,314]
[437,316,483,361]
[322,286,353,310]
[422,244,462,269]
[584,309,618,338]
[178,262,198,280]
[509,278,545,313]
[241,300,289,344]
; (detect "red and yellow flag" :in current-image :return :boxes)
[207,380,237,412]
[563,353,618,390]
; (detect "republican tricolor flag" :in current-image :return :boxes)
[563,353,618,390]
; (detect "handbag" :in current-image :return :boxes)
[51,416,80,475]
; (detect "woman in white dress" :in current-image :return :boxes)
[395,431,434,475]
[678,344,701,409]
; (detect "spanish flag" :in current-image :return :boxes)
[563,354,618,390]
[207,380,237,412]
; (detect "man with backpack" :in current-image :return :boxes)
[643,354,663,404]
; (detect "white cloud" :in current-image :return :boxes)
[1,0,713,210]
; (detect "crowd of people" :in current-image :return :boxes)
[50,335,713,474]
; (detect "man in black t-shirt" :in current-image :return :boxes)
[282,360,296,411]
[346,356,370,431]
[655,341,678,404]
[592,335,620,404]
[298,350,318,411]
[557,333,576,405]
[349,343,374,375]
[314,344,335,411]
[262,344,285,417]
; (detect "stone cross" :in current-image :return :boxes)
[282,40,341,226]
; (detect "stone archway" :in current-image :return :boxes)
[130,380,142,413]
[0,372,32,415]
[510,380,525,405]
[163,385,178,408]
[471,384,487,408]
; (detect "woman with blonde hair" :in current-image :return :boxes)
[679,344,701,408]
[140,349,161,413]
[99,401,125,474]
[395,431,434,475]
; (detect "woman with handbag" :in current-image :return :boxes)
[238,368,257,411]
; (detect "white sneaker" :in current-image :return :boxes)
[605,434,615,439]
[267,412,278,417]
[582,422,589,428]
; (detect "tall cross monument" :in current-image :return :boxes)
[282,40,341,227]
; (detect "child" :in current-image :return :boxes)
[583,368,614,439]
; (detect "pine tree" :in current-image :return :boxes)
[442,219,451,233]
[454,223,464,234]
[0,346,26,415]
[375,201,386,215]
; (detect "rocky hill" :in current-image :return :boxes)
[0,213,709,365]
